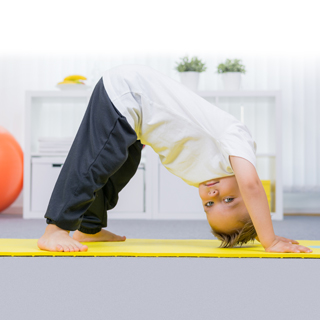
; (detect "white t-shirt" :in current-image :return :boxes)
[102,64,257,188]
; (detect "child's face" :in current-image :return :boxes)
[198,176,250,234]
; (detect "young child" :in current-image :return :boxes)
[38,64,312,254]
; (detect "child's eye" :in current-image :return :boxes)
[205,198,234,207]
[225,197,234,203]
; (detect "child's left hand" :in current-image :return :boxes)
[255,235,299,245]
[255,235,312,253]
[264,239,312,253]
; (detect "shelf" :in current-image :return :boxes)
[31,153,69,157]
[196,90,281,97]
[30,154,145,169]
[256,153,276,157]
[26,90,280,98]
[31,152,275,158]
[26,90,92,98]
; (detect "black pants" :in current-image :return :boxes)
[45,78,143,234]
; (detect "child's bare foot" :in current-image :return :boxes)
[72,229,126,242]
[37,224,88,252]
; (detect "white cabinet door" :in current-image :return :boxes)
[31,157,65,213]
[31,157,145,216]
[109,167,145,213]
[158,163,204,214]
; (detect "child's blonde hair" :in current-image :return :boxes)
[211,219,257,248]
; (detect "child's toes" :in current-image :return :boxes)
[80,245,88,252]
[72,244,81,252]
[68,245,77,252]
[56,245,64,252]
[75,244,84,251]
[116,235,126,241]
[73,240,88,252]
[72,245,80,252]
[115,235,126,241]
[63,246,70,252]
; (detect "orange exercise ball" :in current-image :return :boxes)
[0,126,23,213]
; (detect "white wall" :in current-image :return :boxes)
[1,0,320,214]
[1,53,320,214]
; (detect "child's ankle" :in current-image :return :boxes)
[46,224,70,233]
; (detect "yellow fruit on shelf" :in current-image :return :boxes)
[63,75,87,81]
[74,80,85,84]
[57,80,79,85]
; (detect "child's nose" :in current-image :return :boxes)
[208,189,218,196]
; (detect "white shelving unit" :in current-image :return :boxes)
[24,90,282,221]
[24,90,147,220]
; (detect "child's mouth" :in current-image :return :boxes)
[206,182,218,187]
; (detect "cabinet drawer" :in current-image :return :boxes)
[31,157,145,213]
[31,157,65,212]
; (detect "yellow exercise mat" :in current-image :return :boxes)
[0,239,320,258]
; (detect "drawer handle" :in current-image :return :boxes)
[52,164,63,167]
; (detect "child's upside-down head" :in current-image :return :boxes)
[198,175,257,248]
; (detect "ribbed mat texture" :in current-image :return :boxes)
[0,239,319,258]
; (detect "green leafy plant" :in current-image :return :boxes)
[175,55,207,72]
[217,59,246,74]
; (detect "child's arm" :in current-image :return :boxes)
[229,156,312,253]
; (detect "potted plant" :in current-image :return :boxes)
[217,59,246,90]
[174,55,207,91]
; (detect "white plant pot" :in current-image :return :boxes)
[179,71,200,91]
[221,72,242,90]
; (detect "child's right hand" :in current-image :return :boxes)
[265,239,312,253]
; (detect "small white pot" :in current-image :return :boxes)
[221,72,242,90]
[179,71,200,91]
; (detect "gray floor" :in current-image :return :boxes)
[0,215,320,320]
